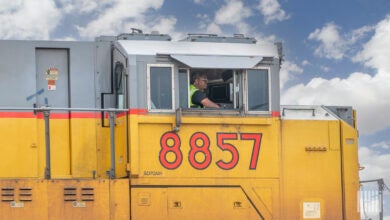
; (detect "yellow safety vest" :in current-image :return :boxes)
[190,84,202,108]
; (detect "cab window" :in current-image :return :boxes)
[178,69,189,108]
[114,61,126,109]
[179,68,270,113]
[246,69,269,111]
[147,65,174,111]
[181,69,237,109]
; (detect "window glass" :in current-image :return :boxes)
[150,66,172,110]
[114,62,125,109]
[247,69,269,111]
[179,69,189,108]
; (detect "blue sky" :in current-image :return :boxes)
[1,0,389,218]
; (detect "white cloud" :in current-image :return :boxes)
[76,0,164,38]
[280,61,303,90]
[302,60,310,66]
[193,0,206,4]
[372,141,390,150]
[57,0,105,14]
[257,0,289,24]
[349,25,375,44]
[308,23,345,60]
[353,16,390,74]
[0,0,23,13]
[282,71,390,135]
[0,0,62,39]
[359,146,390,185]
[320,65,330,72]
[206,22,223,35]
[286,17,390,135]
[214,0,252,25]
[308,22,375,60]
[205,0,278,39]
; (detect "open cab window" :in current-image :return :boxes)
[178,68,270,114]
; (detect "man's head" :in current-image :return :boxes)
[192,72,208,90]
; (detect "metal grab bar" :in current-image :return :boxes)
[282,107,316,117]
[172,107,182,133]
[0,107,128,112]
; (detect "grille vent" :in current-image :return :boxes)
[64,187,94,202]
[81,187,94,201]
[19,187,32,201]
[1,187,15,202]
[64,187,77,201]
[156,54,171,63]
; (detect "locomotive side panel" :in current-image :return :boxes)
[281,106,360,219]
[129,115,281,219]
[340,120,360,220]
[0,40,98,178]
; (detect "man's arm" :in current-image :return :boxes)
[201,98,220,108]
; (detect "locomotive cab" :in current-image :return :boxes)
[101,33,282,117]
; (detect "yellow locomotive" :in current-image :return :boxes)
[0,31,360,219]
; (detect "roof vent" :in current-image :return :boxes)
[181,33,256,44]
[117,28,171,41]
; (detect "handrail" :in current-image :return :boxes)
[0,107,128,112]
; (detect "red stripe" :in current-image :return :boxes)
[271,111,280,117]
[71,112,100,118]
[129,109,148,115]
[2,110,276,118]
[0,112,35,118]
[0,109,149,119]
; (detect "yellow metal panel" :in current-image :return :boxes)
[95,115,128,179]
[129,114,140,177]
[0,179,129,220]
[37,118,71,178]
[96,118,111,178]
[0,179,48,220]
[253,188,273,215]
[47,179,110,220]
[131,187,263,220]
[131,188,168,220]
[109,179,130,220]
[134,115,280,179]
[70,118,97,178]
[0,118,38,177]
[328,120,341,151]
[242,179,281,219]
[167,187,261,220]
[340,122,360,220]
[281,120,343,219]
[114,115,128,178]
[130,114,281,219]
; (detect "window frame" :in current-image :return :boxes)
[147,64,175,112]
[178,68,190,108]
[244,67,271,114]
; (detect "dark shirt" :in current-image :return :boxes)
[191,90,206,108]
